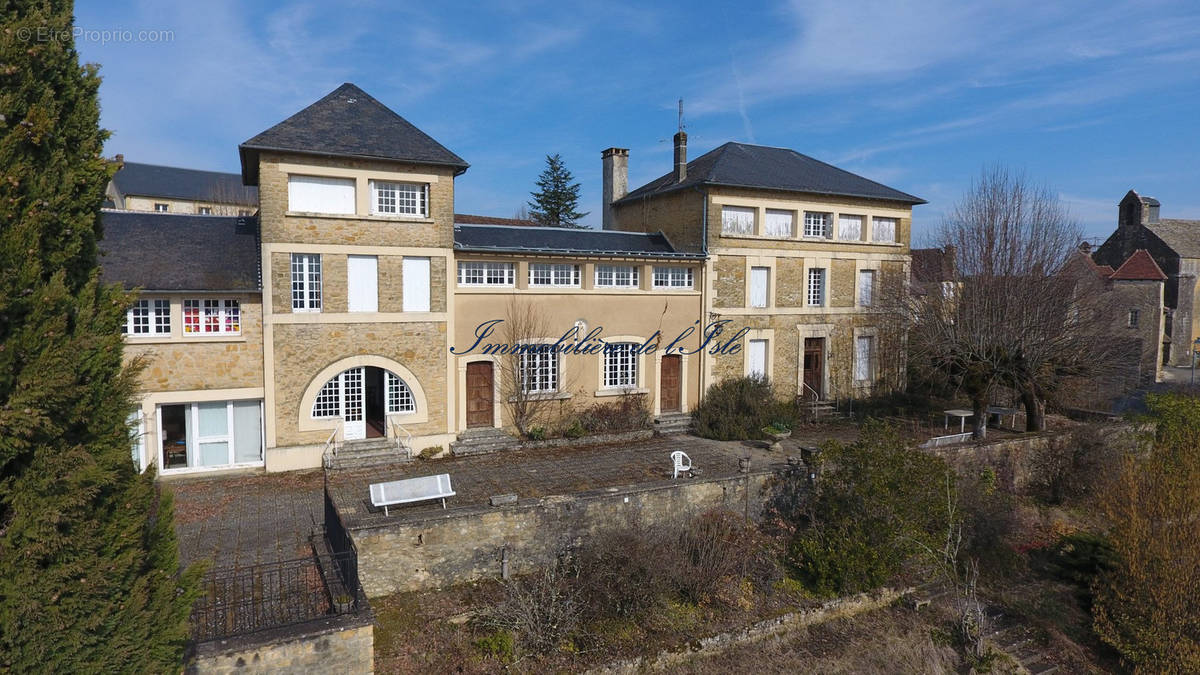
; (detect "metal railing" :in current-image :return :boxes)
[390,419,413,459]
[322,421,341,467]
[323,483,359,594]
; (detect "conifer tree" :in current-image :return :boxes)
[0,1,198,670]
[528,153,589,228]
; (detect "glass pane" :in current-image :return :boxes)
[199,441,229,467]
[232,401,262,464]
[160,404,190,470]
[197,401,227,437]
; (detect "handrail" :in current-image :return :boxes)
[323,421,341,467]
[799,381,821,403]
[390,420,413,460]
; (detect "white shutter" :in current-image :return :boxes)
[748,339,767,378]
[839,215,863,241]
[402,257,431,312]
[347,255,378,312]
[288,175,355,215]
[855,336,873,381]
[858,270,875,306]
[750,267,769,308]
[764,209,794,237]
[721,206,755,234]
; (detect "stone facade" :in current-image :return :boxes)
[189,617,373,675]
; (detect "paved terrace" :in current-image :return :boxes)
[326,435,787,528]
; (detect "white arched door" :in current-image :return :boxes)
[341,367,365,440]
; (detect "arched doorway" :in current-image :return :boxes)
[312,366,415,440]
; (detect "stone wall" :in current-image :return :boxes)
[926,433,1058,493]
[188,615,373,675]
[609,189,705,253]
[714,256,745,308]
[352,470,783,596]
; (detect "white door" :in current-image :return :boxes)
[342,367,366,440]
[402,257,431,312]
[347,256,378,312]
[748,339,767,378]
[749,267,769,308]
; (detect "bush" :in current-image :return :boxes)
[1029,425,1115,504]
[417,445,442,460]
[789,422,950,595]
[563,420,586,438]
[958,468,1023,576]
[575,522,672,619]
[479,558,582,655]
[473,629,515,663]
[576,392,652,434]
[693,375,776,440]
[525,426,546,441]
[671,510,776,604]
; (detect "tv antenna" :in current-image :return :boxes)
[677,98,685,133]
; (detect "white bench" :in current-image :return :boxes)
[369,474,455,515]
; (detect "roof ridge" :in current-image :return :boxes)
[1110,248,1167,281]
[455,223,657,236]
[118,161,243,177]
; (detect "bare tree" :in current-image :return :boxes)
[202,181,257,216]
[496,297,575,437]
[899,166,1132,436]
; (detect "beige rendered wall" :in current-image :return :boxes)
[121,196,253,215]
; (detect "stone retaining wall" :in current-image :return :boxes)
[188,614,373,675]
[351,469,786,596]
[926,432,1059,493]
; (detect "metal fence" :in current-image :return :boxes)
[324,482,359,596]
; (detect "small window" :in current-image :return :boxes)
[519,347,558,393]
[183,299,240,335]
[749,267,769,308]
[838,215,864,241]
[807,268,826,306]
[238,209,252,217]
[197,206,213,215]
[386,372,416,413]
[402,257,431,312]
[529,263,580,287]
[873,217,897,243]
[764,209,794,238]
[370,180,428,217]
[804,212,831,238]
[748,339,768,378]
[123,299,171,336]
[855,335,875,381]
[291,254,322,312]
[721,206,756,235]
[458,261,515,287]
[288,175,355,215]
[652,266,694,289]
[595,265,639,288]
[603,342,638,388]
[858,269,876,307]
[347,255,378,313]
[154,203,169,212]
[1128,309,1140,328]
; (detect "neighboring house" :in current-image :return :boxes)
[106,159,258,215]
[910,246,957,298]
[602,133,924,402]
[1093,190,1200,366]
[100,83,706,476]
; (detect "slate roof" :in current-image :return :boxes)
[618,142,925,205]
[453,224,703,259]
[239,83,468,184]
[911,247,956,283]
[98,211,261,291]
[1110,249,1167,281]
[1146,219,1200,258]
[455,214,540,227]
[112,162,258,204]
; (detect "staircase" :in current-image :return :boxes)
[653,412,693,436]
[325,437,412,471]
[450,427,519,457]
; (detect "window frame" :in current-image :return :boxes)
[720,206,756,235]
[457,261,515,287]
[749,266,770,308]
[803,211,832,238]
[764,209,795,238]
[858,269,876,307]
[197,205,213,215]
[838,214,864,241]
[153,202,169,212]
[602,342,639,389]
[854,335,875,382]
[157,400,264,473]
[807,268,826,307]
[287,174,356,215]
[290,253,323,312]
[182,298,241,336]
[594,264,639,289]
[519,346,559,394]
[123,298,171,336]
[369,180,429,218]
[1128,309,1140,328]
[652,266,694,290]
[872,216,898,243]
[528,263,581,288]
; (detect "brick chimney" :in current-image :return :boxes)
[673,131,687,183]
[601,147,628,230]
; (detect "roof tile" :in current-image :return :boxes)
[1110,249,1167,281]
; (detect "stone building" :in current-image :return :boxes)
[105,160,258,216]
[602,134,924,404]
[1093,190,1200,366]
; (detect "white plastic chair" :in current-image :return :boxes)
[671,451,693,479]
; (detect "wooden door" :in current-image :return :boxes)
[660,355,681,413]
[802,338,824,400]
[466,362,494,428]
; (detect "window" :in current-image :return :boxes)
[154,203,168,212]
[370,180,428,217]
[197,206,213,215]
[749,266,769,308]
[128,410,146,472]
[386,372,416,413]
[748,339,768,378]
[652,266,694,289]
[595,264,639,288]
[312,369,417,417]
[519,347,558,393]
[855,335,875,382]
[838,214,863,241]
[804,212,831,238]
[528,263,580,287]
[402,257,431,312]
[238,209,252,217]
[182,299,240,335]
[721,206,756,235]
[873,217,897,243]
[158,400,262,472]
[603,342,638,388]
[764,209,794,238]
[1128,309,1140,328]
[288,175,355,215]
[347,255,378,313]
[858,269,876,307]
[123,299,170,336]
[290,254,322,312]
[457,261,515,287]
[807,268,826,306]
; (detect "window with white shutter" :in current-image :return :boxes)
[347,255,378,313]
[402,257,431,312]
[287,175,355,214]
[838,214,863,241]
[855,335,875,381]
[764,209,794,237]
[873,217,897,243]
[721,206,756,235]
[858,270,875,307]
[748,339,767,378]
[750,267,769,308]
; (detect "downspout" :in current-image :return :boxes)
[698,187,710,406]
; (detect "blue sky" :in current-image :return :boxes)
[76,0,1200,240]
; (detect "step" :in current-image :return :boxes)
[450,428,519,457]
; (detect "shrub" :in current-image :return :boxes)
[957,468,1023,576]
[1029,425,1116,504]
[576,392,652,434]
[563,420,586,438]
[525,426,546,441]
[671,510,774,604]
[473,629,515,663]
[693,375,776,440]
[575,522,672,619]
[417,445,442,460]
[789,422,950,595]
[479,557,582,655]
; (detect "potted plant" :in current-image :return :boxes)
[333,592,354,613]
[762,421,792,452]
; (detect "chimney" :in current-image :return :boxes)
[601,147,628,230]
[673,131,687,183]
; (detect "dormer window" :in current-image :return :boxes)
[371,180,428,217]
